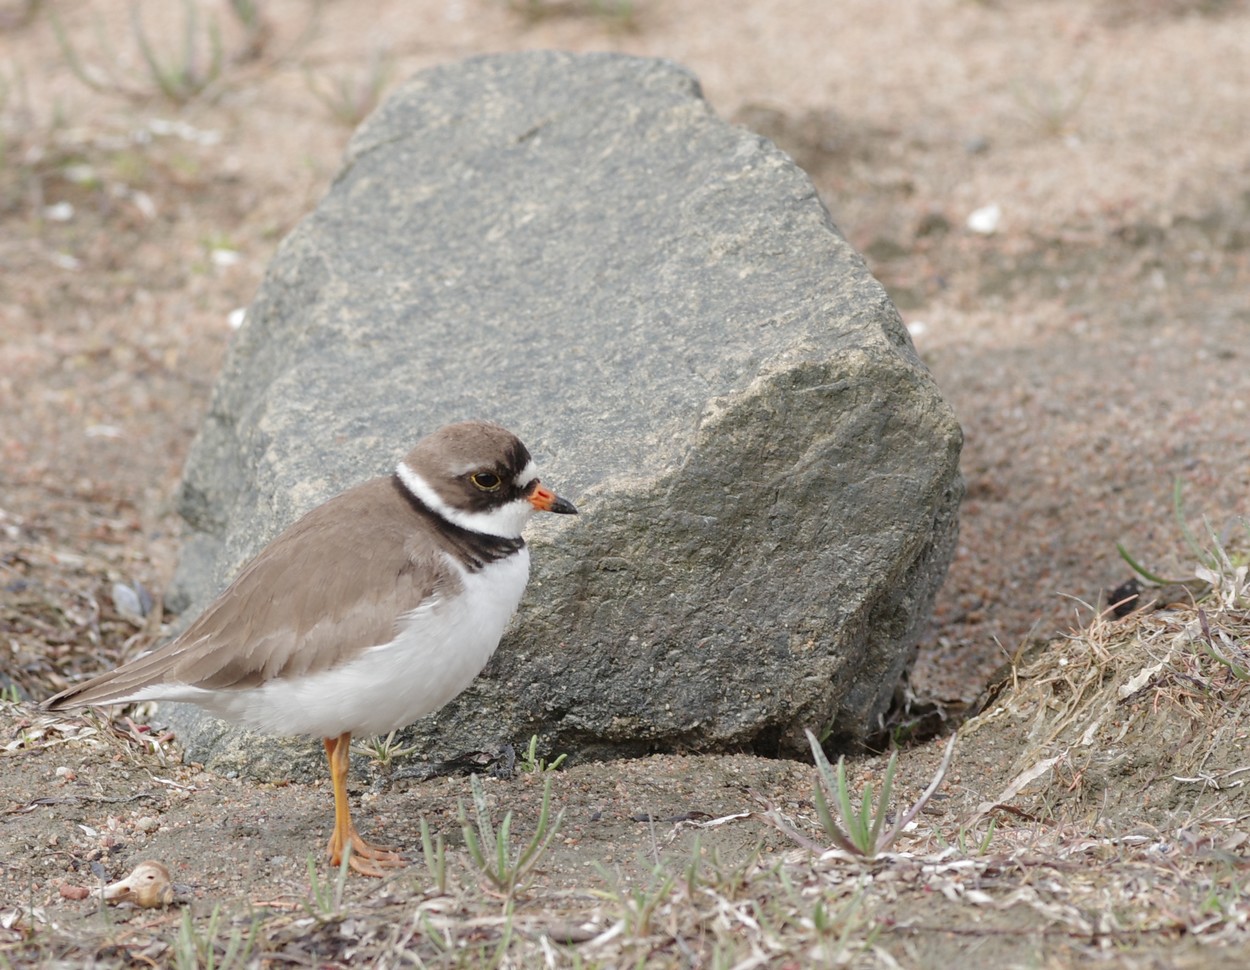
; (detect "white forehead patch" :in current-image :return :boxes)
[513,459,538,488]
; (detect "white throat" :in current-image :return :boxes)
[396,461,534,539]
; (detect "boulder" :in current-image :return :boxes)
[163,51,962,778]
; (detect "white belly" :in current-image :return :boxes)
[188,549,531,738]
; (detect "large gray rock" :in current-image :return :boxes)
[164,51,962,778]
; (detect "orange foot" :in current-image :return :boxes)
[327,825,407,877]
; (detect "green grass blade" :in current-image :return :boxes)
[1115,542,1173,585]
[834,757,858,844]
[867,751,898,849]
[856,782,874,852]
[1174,477,1217,569]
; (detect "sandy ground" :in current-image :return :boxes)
[3,0,1250,966]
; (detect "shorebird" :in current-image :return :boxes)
[46,420,578,875]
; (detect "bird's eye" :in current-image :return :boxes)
[470,472,502,491]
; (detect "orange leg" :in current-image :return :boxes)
[323,732,407,877]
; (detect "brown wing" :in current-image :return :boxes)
[45,477,458,709]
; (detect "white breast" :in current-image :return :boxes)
[182,548,531,739]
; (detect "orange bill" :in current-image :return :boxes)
[529,483,578,515]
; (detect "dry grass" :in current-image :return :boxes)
[1,521,167,704]
[962,576,1250,831]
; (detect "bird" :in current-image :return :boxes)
[45,420,578,876]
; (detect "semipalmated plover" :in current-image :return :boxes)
[46,420,578,876]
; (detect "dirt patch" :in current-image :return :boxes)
[4,0,1250,965]
[6,592,1250,965]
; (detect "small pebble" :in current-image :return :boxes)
[966,203,1002,235]
[44,202,75,222]
[112,583,145,621]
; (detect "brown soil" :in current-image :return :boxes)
[3,1,1250,966]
